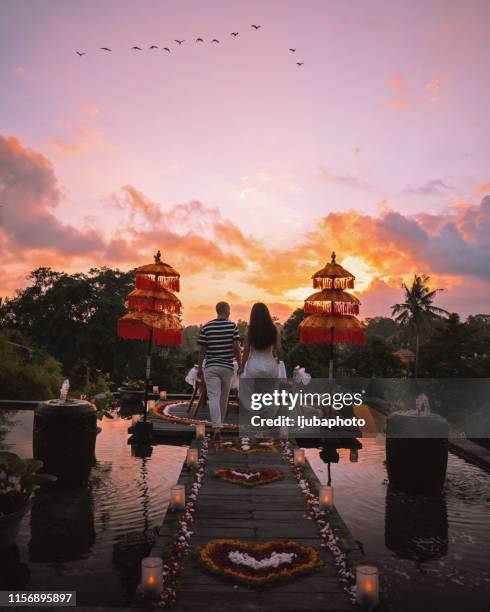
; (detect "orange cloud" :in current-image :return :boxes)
[475,181,490,195]
[2,137,489,322]
[47,125,109,155]
[388,74,406,91]
[384,99,410,111]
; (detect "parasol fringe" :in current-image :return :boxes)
[304,301,360,315]
[117,320,182,346]
[299,327,365,345]
[136,274,180,292]
[313,277,354,290]
[127,296,181,314]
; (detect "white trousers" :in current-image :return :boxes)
[204,365,233,428]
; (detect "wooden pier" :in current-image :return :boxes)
[150,436,359,611]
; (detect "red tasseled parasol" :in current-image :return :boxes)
[135,260,180,292]
[118,250,183,346]
[304,288,360,316]
[300,251,365,347]
[127,288,182,314]
[118,311,182,345]
[312,251,355,290]
[299,313,365,344]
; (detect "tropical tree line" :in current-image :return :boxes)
[0,267,489,400]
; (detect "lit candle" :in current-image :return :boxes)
[152,385,159,394]
[294,448,305,465]
[279,425,289,440]
[350,449,359,463]
[147,399,155,412]
[319,484,333,510]
[159,390,167,400]
[141,556,163,597]
[195,423,206,440]
[186,448,198,467]
[170,484,185,511]
[355,565,379,609]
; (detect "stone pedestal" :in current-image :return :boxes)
[33,399,98,485]
[386,412,448,495]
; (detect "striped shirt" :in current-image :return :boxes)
[198,319,240,370]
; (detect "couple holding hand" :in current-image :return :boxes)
[197,301,281,439]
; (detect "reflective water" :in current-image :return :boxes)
[307,437,490,612]
[0,410,186,606]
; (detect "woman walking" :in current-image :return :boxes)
[240,303,281,378]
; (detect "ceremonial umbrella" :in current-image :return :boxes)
[118,250,183,422]
[299,252,365,378]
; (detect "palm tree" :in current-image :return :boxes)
[391,274,448,377]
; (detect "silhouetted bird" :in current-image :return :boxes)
[163,47,171,53]
[175,39,185,45]
[149,45,158,49]
[100,47,112,52]
[132,46,142,50]
[289,48,296,52]
[211,39,220,43]
[296,62,304,66]
[196,38,204,42]
[251,24,261,30]
[231,32,239,37]
[76,51,86,56]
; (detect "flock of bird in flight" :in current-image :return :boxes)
[75,25,305,66]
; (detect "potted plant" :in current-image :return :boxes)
[118,378,146,413]
[0,452,56,549]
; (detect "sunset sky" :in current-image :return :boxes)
[1,0,489,324]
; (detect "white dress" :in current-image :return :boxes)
[244,346,279,378]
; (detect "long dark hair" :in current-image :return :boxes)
[248,303,277,350]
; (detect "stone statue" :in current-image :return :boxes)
[59,379,70,403]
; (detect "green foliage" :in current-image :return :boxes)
[120,378,145,390]
[0,331,63,400]
[420,313,481,377]
[0,451,57,515]
[391,274,448,376]
[344,337,404,377]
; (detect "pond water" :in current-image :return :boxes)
[2,408,489,610]
[307,438,490,612]
[0,409,186,607]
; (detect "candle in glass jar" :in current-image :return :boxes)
[160,390,167,400]
[152,385,159,394]
[294,448,305,465]
[195,423,206,440]
[279,425,289,440]
[170,484,185,510]
[355,565,379,608]
[141,557,163,596]
[186,448,198,467]
[319,485,333,510]
[147,399,155,412]
[350,449,359,463]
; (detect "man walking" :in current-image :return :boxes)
[197,302,242,440]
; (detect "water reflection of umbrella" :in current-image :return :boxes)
[299,252,365,378]
[118,251,183,422]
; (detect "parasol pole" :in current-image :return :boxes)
[142,327,153,423]
[328,326,334,379]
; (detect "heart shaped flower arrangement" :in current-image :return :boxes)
[214,468,283,487]
[200,540,321,586]
[216,437,280,453]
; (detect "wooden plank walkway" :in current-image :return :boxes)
[151,439,357,611]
